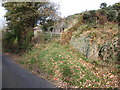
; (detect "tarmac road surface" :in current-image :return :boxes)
[2,54,57,88]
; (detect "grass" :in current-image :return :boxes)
[19,38,119,88]
[16,21,119,88]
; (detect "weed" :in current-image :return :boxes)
[80,78,86,83]
[91,60,99,65]
[80,65,86,70]
[29,58,36,64]
[19,60,25,64]
[113,64,120,68]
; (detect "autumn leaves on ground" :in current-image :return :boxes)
[15,37,119,88]
[2,2,120,89]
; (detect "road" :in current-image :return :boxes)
[2,55,57,88]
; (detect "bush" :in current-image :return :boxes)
[3,29,34,53]
[83,12,92,23]
[106,10,116,22]
[2,30,19,53]
[83,10,97,24]
[95,11,108,25]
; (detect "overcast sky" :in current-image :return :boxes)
[0,0,120,28]
[0,3,6,29]
[59,0,120,17]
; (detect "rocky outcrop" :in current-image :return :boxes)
[70,26,118,61]
[98,38,118,61]
[70,32,99,60]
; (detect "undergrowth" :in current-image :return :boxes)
[19,39,119,88]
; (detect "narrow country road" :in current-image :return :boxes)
[2,54,57,88]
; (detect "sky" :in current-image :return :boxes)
[0,3,7,29]
[0,0,120,28]
[59,0,120,17]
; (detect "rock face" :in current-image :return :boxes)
[70,32,99,60]
[98,38,118,61]
[70,26,118,61]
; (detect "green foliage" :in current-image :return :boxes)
[100,2,120,22]
[19,37,119,88]
[3,2,59,53]
[3,30,19,52]
[20,41,104,87]
[19,60,25,64]
[42,19,57,31]
[113,3,120,11]
[29,58,36,64]
[117,12,120,22]
[82,2,120,24]
[100,2,107,9]
[107,10,116,22]
[83,10,98,25]
[98,9,107,16]
[43,33,51,42]
[3,2,38,52]
[83,12,93,23]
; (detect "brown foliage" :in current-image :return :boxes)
[95,12,108,25]
[60,31,73,45]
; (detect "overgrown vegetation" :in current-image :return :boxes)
[83,2,120,24]
[19,39,119,88]
[2,1,120,88]
[60,2,120,61]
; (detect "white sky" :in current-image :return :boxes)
[59,0,120,17]
[0,3,7,29]
[0,0,120,28]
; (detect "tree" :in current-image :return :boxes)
[113,3,120,11]
[100,2,107,9]
[41,19,56,31]
[3,2,59,52]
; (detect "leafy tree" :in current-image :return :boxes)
[41,19,56,31]
[2,2,59,52]
[100,2,107,9]
[98,2,120,23]
[113,3,120,11]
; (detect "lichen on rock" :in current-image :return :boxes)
[70,24,118,61]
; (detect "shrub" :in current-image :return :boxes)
[95,12,108,25]
[83,12,92,23]
[106,10,116,22]
[83,10,97,24]
[2,30,19,53]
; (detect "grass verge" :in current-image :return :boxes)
[19,39,119,88]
